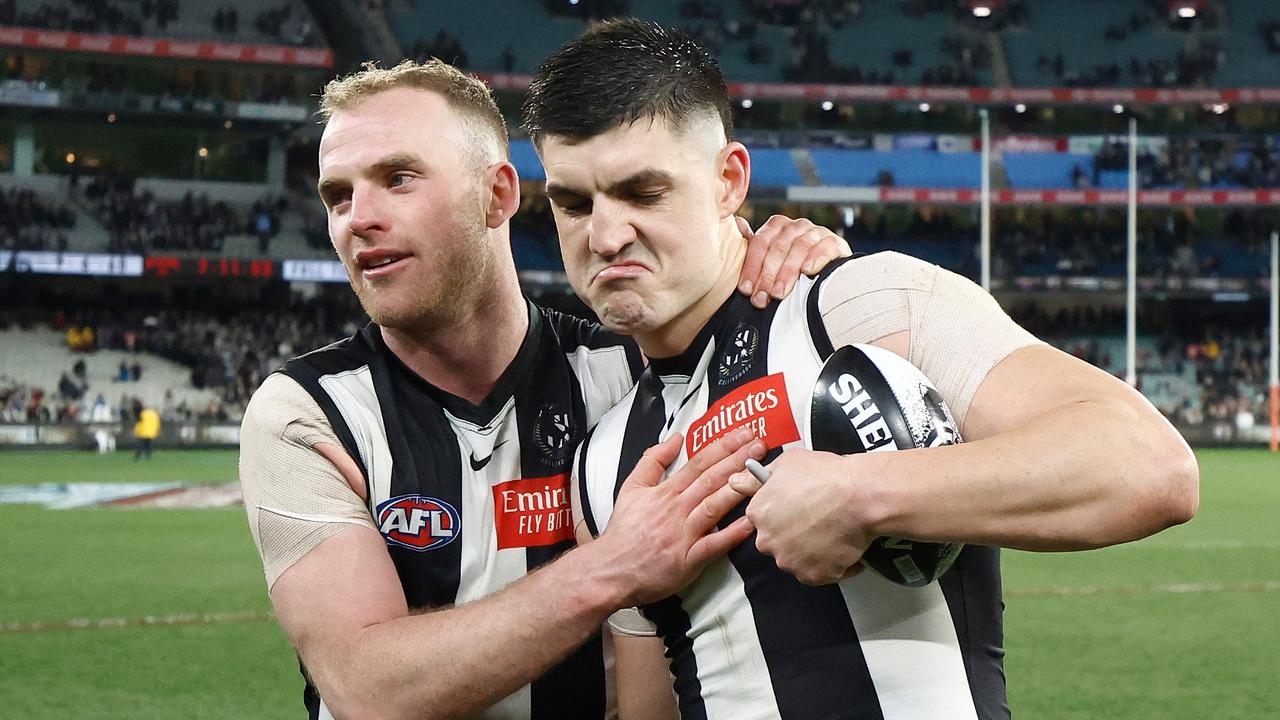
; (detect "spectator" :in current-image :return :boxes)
[133,405,160,460]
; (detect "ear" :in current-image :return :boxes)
[483,161,521,229]
[717,141,750,219]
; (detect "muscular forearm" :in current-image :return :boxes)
[860,395,1199,551]
[303,542,625,720]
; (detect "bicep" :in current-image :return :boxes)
[961,342,1156,442]
[614,632,677,720]
[270,524,408,678]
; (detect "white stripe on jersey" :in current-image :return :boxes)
[566,345,639,429]
[318,366,393,504]
[578,276,982,719]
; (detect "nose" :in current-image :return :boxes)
[587,197,637,258]
[346,185,387,238]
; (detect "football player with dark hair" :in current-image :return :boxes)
[528,19,1199,720]
[238,58,851,720]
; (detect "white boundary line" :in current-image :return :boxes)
[1,610,274,633]
[4,581,1278,633]
[1007,580,1280,598]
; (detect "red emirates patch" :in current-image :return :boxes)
[686,373,800,457]
[492,474,574,550]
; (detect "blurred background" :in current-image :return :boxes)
[0,1,1275,718]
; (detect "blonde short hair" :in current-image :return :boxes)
[319,59,509,163]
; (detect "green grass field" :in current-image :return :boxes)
[0,448,1275,718]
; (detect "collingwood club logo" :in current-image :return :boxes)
[533,403,575,466]
[717,323,759,385]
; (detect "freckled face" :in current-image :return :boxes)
[318,88,492,330]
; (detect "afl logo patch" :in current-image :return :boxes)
[534,403,575,466]
[376,495,460,552]
[717,323,758,386]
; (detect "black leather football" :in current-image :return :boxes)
[808,344,964,587]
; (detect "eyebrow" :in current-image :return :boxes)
[317,153,425,199]
[545,168,675,200]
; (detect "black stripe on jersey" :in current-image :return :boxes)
[517,309,606,720]
[611,367,712,720]
[940,546,1010,720]
[612,371,668,500]
[704,295,886,720]
[805,254,859,359]
[577,429,601,539]
[277,340,373,496]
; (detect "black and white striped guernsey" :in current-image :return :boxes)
[574,265,1009,720]
[277,301,644,720]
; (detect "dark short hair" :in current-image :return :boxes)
[522,18,733,146]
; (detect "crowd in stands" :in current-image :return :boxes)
[1034,3,1224,89]
[0,188,75,253]
[0,0,319,46]
[0,0,179,35]
[1,290,363,426]
[836,205,1272,280]
[79,175,284,255]
[1012,303,1272,438]
[1,287,1269,441]
[1091,136,1280,190]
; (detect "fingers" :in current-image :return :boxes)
[772,226,826,300]
[736,216,764,298]
[676,437,766,516]
[620,432,684,493]
[749,215,797,308]
[727,469,763,497]
[687,515,755,568]
[800,229,851,276]
[685,472,752,537]
[664,426,754,495]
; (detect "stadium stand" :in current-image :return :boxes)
[5,0,325,47]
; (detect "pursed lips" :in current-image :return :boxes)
[593,262,651,284]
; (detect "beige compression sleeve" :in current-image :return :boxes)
[817,251,1042,428]
[239,373,377,591]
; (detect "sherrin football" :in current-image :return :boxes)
[807,344,964,587]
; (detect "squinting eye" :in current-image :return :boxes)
[390,174,411,187]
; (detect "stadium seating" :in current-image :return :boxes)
[810,149,980,188]
[0,326,220,420]
[8,0,325,47]
[1003,152,1094,190]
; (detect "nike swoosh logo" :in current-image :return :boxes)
[469,440,507,472]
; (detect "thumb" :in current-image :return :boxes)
[620,432,683,493]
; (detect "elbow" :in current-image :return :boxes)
[1157,440,1199,528]
[1133,424,1199,534]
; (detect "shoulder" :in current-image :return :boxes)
[242,373,325,439]
[817,251,940,306]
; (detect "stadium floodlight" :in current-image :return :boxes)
[821,100,834,111]
[972,6,992,17]
[1211,103,1228,114]
[919,102,931,112]
[741,98,754,109]
[1014,103,1027,113]
[1113,104,1125,114]
[1177,7,1196,19]
[65,152,75,164]
[197,147,209,158]
[107,113,116,123]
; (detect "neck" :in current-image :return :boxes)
[381,253,528,405]
[636,223,745,359]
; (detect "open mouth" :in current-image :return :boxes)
[356,251,410,277]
